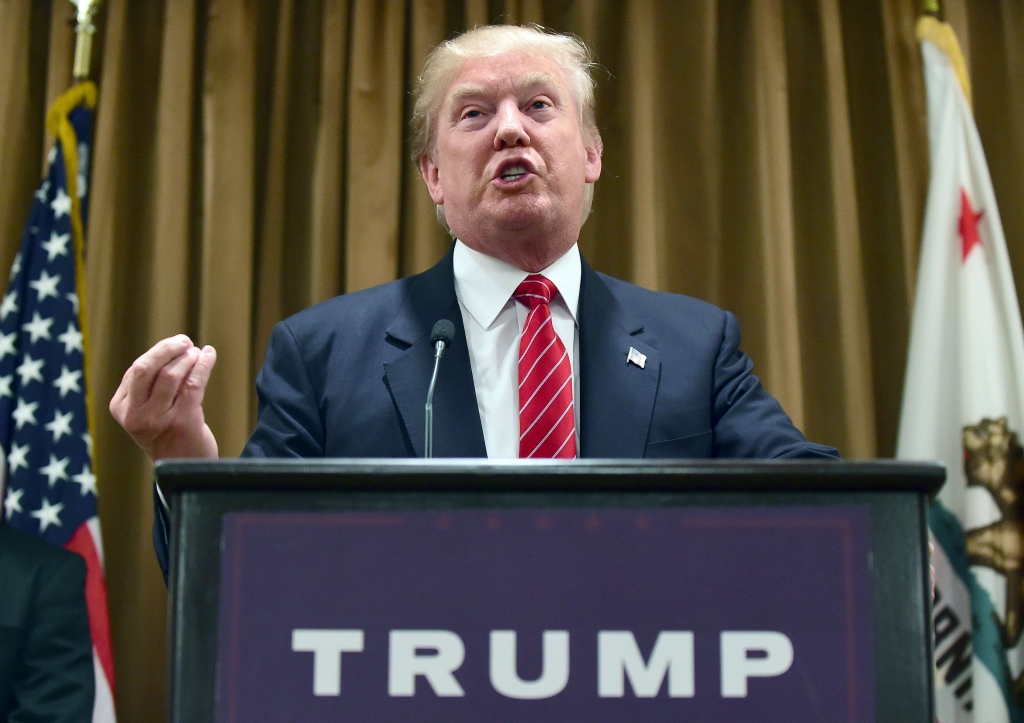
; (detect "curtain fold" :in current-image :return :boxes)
[197,0,258,456]
[0,1,49,278]
[344,0,405,292]
[308,0,348,303]
[1,1,1021,720]
[82,2,170,720]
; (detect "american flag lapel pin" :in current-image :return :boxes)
[627,347,647,369]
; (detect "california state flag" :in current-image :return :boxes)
[897,16,1024,723]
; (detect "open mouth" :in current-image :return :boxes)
[500,165,528,182]
[494,160,535,185]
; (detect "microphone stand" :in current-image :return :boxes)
[425,348,443,458]
[424,320,455,458]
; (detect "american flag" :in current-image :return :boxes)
[0,83,116,722]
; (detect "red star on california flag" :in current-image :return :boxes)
[960,188,984,262]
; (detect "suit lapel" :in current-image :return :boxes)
[578,260,660,458]
[383,250,659,459]
[383,249,487,458]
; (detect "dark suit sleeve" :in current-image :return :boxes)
[9,550,94,723]
[242,320,325,459]
[711,311,839,459]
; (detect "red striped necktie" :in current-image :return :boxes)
[513,274,577,459]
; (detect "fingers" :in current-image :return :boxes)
[110,335,216,435]
[147,346,202,412]
[119,335,195,410]
[110,335,190,419]
[175,346,217,409]
[109,335,220,462]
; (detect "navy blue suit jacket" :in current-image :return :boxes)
[242,247,835,460]
[0,525,94,721]
[154,248,837,579]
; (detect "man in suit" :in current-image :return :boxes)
[110,25,836,576]
[0,522,95,721]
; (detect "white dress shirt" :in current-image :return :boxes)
[453,240,581,458]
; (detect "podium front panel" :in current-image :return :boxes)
[158,460,942,723]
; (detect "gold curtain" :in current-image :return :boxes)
[1,0,1022,719]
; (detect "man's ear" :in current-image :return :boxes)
[419,154,445,204]
[584,138,602,184]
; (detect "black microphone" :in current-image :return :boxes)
[425,319,456,458]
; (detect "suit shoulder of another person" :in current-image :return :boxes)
[0,524,85,581]
[0,524,87,628]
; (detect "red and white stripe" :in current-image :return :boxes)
[65,517,116,722]
[514,275,576,459]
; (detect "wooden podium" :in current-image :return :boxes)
[156,458,944,723]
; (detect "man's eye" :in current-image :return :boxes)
[531,101,548,110]
[462,109,482,120]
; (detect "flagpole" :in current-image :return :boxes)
[922,0,941,17]
[71,0,102,82]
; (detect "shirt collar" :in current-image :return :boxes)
[453,240,581,330]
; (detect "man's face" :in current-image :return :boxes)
[420,51,602,269]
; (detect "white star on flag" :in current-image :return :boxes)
[56,323,83,354]
[34,180,50,203]
[39,454,70,487]
[41,231,70,261]
[72,465,96,496]
[0,332,16,360]
[7,253,20,281]
[65,292,79,314]
[0,374,12,399]
[21,312,54,344]
[30,497,64,531]
[50,188,72,218]
[4,487,23,519]
[44,410,74,443]
[16,355,45,386]
[8,442,29,473]
[53,366,82,398]
[12,398,38,430]
[29,270,61,302]
[82,432,92,456]
[0,291,18,321]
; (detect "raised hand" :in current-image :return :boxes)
[109,335,219,461]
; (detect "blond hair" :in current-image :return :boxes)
[411,25,602,230]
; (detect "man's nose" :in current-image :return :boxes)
[494,102,530,149]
